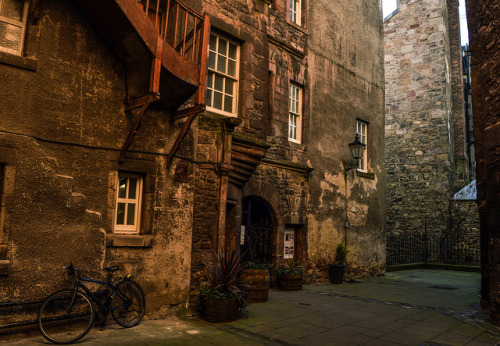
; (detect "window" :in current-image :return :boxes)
[289,83,302,143]
[0,0,30,55]
[289,0,301,25]
[114,173,143,233]
[206,33,239,116]
[356,120,368,172]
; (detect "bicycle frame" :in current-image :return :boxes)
[74,277,132,315]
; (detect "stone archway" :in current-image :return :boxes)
[241,196,276,264]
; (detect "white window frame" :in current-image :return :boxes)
[114,172,143,234]
[288,83,302,144]
[356,120,368,172]
[206,32,240,117]
[0,0,30,55]
[289,0,301,25]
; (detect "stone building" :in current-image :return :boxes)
[465,0,500,325]
[0,0,385,316]
[384,0,475,240]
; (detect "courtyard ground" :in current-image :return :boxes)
[3,269,500,345]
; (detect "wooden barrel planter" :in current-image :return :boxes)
[201,297,239,323]
[279,274,303,291]
[241,269,270,303]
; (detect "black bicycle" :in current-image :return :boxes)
[37,263,146,344]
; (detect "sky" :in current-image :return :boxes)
[382,0,469,45]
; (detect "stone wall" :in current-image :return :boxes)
[384,0,462,237]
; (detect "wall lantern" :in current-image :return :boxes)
[346,133,366,174]
[348,133,366,168]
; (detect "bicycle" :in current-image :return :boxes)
[37,263,146,344]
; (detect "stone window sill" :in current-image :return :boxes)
[356,170,375,179]
[106,234,153,248]
[0,51,37,71]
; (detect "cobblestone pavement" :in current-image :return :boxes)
[3,269,500,345]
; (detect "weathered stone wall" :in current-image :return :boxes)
[0,0,195,314]
[307,0,386,278]
[465,0,500,325]
[450,200,480,264]
[384,0,457,237]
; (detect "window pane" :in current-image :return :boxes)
[207,72,213,88]
[217,56,226,73]
[0,22,21,51]
[224,96,233,113]
[208,51,216,69]
[128,178,137,199]
[218,38,227,55]
[213,92,223,109]
[205,89,212,107]
[0,0,24,21]
[116,203,126,225]
[118,177,127,198]
[209,34,217,51]
[126,204,136,225]
[225,79,234,95]
[214,74,224,92]
[228,43,237,59]
[227,60,236,77]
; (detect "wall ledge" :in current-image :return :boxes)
[106,234,153,248]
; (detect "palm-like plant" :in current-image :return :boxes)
[212,248,248,296]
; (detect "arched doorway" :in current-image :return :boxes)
[241,196,275,264]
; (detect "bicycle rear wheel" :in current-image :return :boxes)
[38,289,94,344]
[111,280,145,327]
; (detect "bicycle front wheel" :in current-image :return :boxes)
[38,289,94,344]
[111,280,145,327]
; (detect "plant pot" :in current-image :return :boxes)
[241,269,270,303]
[329,264,346,284]
[201,297,240,323]
[279,273,303,291]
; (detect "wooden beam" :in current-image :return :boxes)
[119,98,152,162]
[125,94,154,111]
[172,103,205,121]
[195,15,210,104]
[166,104,206,168]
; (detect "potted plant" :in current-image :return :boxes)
[200,248,248,323]
[240,225,272,302]
[241,262,272,303]
[278,259,303,291]
[329,243,347,284]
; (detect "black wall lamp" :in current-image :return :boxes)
[345,133,366,175]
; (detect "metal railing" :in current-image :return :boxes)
[387,229,480,267]
[138,0,207,64]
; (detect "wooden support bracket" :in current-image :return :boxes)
[166,103,206,168]
[119,96,153,163]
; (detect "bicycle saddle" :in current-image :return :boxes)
[103,266,120,272]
